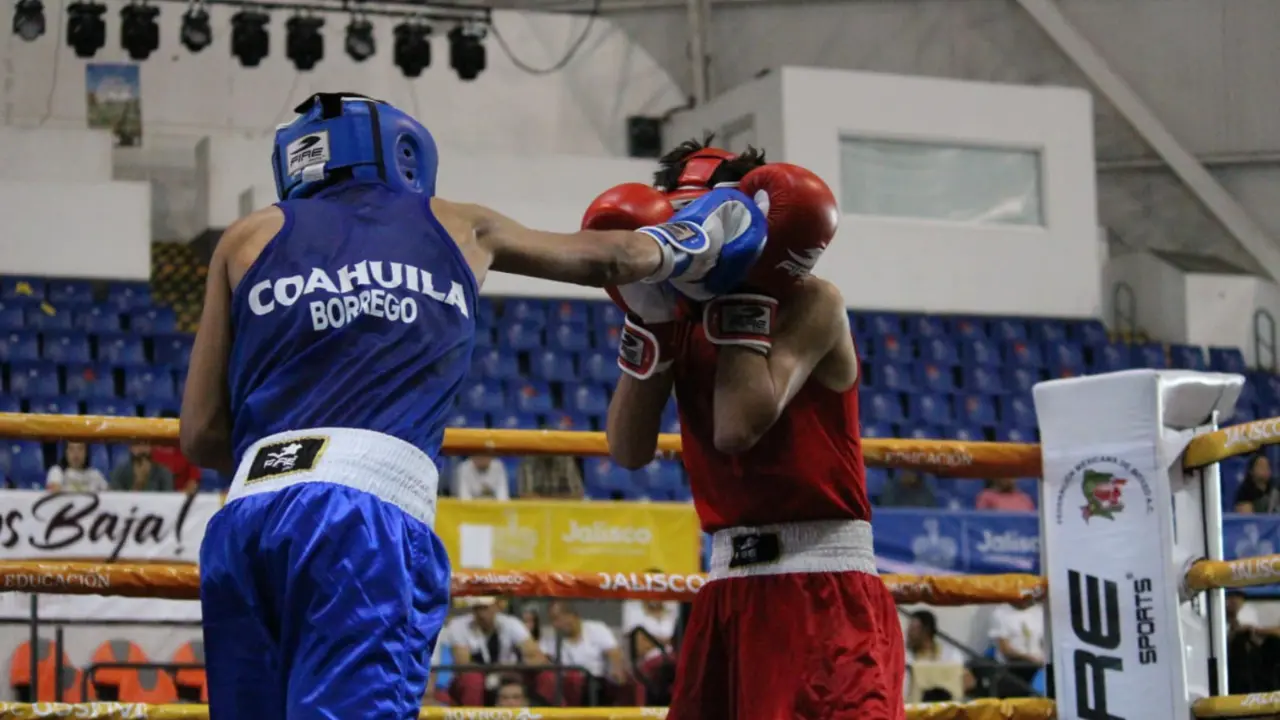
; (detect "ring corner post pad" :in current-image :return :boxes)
[1033,370,1240,720]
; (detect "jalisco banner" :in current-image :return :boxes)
[433,498,700,575]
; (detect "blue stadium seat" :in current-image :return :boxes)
[152,335,194,367]
[8,363,59,397]
[548,300,590,326]
[1,277,44,300]
[97,334,147,366]
[0,397,19,413]
[500,320,543,351]
[1238,381,1258,408]
[592,302,624,331]
[475,297,496,330]
[459,380,506,412]
[529,349,577,383]
[917,364,956,393]
[129,308,177,334]
[1006,366,1041,393]
[963,366,1004,395]
[47,281,94,305]
[957,394,997,425]
[960,338,1000,366]
[494,411,541,430]
[863,391,904,423]
[0,331,40,363]
[84,399,134,417]
[865,467,890,501]
[990,319,1027,341]
[142,402,181,417]
[546,322,591,352]
[86,444,111,474]
[584,457,633,500]
[1209,347,1247,374]
[1000,395,1037,427]
[1030,321,1068,344]
[1073,320,1109,345]
[74,306,121,333]
[911,395,954,426]
[42,332,92,364]
[27,396,77,415]
[1005,341,1043,367]
[872,335,911,363]
[1169,344,1206,370]
[200,469,228,493]
[952,318,987,339]
[1234,404,1257,423]
[563,383,608,415]
[2,441,46,488]
[877,363,916,392]
[1132,343,1166,369]
[64,364,116,399]
[0,301,26,330]
[473,328,494,349]
[509,381,554,414]
[502,298,547,327]
[124,368,177,403]
[905,315,948,338]
[105,282,151,311]
[596,326,621,351]
[582,350,622,384]
[861,422,893,439]
[636,461,684,500]
[902,424,941,440]
[1045,342,1085,372]
[1248,372,1280,403]
[545,411,585,431]
[948,425,985,442]
[919,337,960,365]
[471,348,520,380]
[1090,343,1131,373]
[996,426,1037,443]
[863,313,901,336]
[25,305,73,331]
[447,410,487,429]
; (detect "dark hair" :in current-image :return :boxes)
[58,441,88,471]
[496,675,526,696]
[1246,453,1271,481]
[652,133,766,190]
[910,610,938,637]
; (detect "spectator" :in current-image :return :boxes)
[1227,590,1280,693]
[1233,455,1279,514]
[621,574,679,647]
[988,601,1045,694]
[444,596,547,667]
[150,411,202,494]
[518,455,584,499]
[109,442,174,492]
[46,441,107,492]
[455,455,510,500]
[975,478,1035,512]
[905,610,965,665]
[880,470,937,508]
[522,607,544,644]
[546,601,626,686]
[494,676,529,707]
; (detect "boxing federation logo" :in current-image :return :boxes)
[246,436,328,484]
[1081,470,1127,522]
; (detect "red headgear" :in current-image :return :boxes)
[657,148,738,208]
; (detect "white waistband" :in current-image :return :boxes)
[708,519,877,581]
[226,427,439,528]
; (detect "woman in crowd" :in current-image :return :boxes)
[46,441,107,492]
[1233,454,1279,514]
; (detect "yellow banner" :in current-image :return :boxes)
[434,498,700,575]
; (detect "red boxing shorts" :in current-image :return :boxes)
[667,520,905,720]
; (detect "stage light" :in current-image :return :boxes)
[285,15,324,71]
[180,5,211,52]
[120,2,160,61]
[13,0,46,41]
[344,16,373,62]
[66,1,106,57]
[230,9,269,67]
[447,24,485,81]
[393,21,430,78]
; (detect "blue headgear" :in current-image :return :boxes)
[272,92,438,200]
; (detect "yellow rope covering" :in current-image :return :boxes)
[1193,692,1280,718]
[1186,555,1280,592]
[0,698,1059,719]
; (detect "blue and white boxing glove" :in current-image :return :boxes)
[635,187,768,302]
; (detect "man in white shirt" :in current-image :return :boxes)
[988,601,1045,692]
[453,455,510,500]
[546,601,626,685]
[621,597,679,647]
[443,596,545,666]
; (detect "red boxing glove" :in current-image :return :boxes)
[703,293,779,354]
[582,182,674,232]
[738,164,839,296]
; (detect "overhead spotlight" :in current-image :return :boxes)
[66,1,106,58]
[344,16,373,62]
[180,5,211,52]
[447,24,485,82]
[392,21,430,78]
[120,2,160,61]
[12,0,46,41]
[230,9,269,67]
[285,15,324,71]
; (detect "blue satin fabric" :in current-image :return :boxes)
[199,483,451,719]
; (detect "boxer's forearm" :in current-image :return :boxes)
[606,372,672,469]
[712,348,781,454]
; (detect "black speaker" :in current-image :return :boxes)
[627,116,663,159]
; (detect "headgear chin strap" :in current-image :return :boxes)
[659,148,737,208]
[271,92,439,200]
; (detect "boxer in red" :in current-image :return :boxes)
[587,138,905,719]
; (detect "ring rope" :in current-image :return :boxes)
[0,699,1059,719]
[1184,555,1280,592]
[1193,693,1280,718]
[0,562,1047,606]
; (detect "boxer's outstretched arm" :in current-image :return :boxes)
[712,280,857,454]
[606,372,674,469]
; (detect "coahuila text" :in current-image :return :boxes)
[246,261,469,331]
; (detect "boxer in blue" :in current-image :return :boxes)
[179,93,767,719]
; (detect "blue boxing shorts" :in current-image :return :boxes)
[199,428,449,720]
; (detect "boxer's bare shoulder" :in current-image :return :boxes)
[219,206,286,290]
[788,276,857,391]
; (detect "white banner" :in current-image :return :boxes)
[0,491,221,620]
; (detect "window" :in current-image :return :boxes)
[839,137,1044,226]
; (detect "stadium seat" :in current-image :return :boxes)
[1,277,44,300]
[582,350,621,384]
[87,444,111,473]
[549,300,589,326]
[96,334,148,366]
[529,349,578,383]
[872,335,910,362]
[499,320,543,351]
[509,380,554,414]
[152,335,194,367]
[960,338,1000,366]
[863,391,904,423]
[917,364,956,393]
[24,305,72,331]
[172,642,208,704]
[105,283,151,311]
[8,363,60,396]
[918,337,960,365]
[1031,321,1068,344]
[1208,347,1247,374]
[545,411,584,431]
[27,396,76,415]
[1045,342,1085,373]
[470,348,520,380]
[199,469,226,493]
[911,394,954,426]
[584,457,632,500]
[952,318,986,339]
[990,318,1027,341]
[473,328,494,349]
[0,397,19,413]
[1000,395,1037,427]
[74,306,121,333]
[1169,344,1206,370]
[563,383,608,415]
[475,297,496,329]
[1090,343,1131,373]
[860,422,892,438]
[1005,340,1043,367]
[905,315,948,338]
[47,280,94,305]
[142,402,180,417]
[948,425,985,442]
[502,298,547,327]
[1073,320,1109,345]
[459,380,506,412]
[447,410,487,429]
[85,399,134,417]
[877,363,915,392]
[592,302,624,331]
[8,639,89,702]
[128,308,178,335]
[957,394,997,425]
[996,426,1037,443]
[64,365,116,399]
[1006,366,1041,394]
[3,441,45,488]
[596,326,621,351]
[636,461,684,500]
[124,368,176,403]
[547,322,591,352]
[865,467,890,501]
[0,300,27,330]
[1132,343,1166,369]
[91,640,178,703]
[0,331,40,363]
[661,413,681,434]
[963,366,1004,394]
[863,313,901,336]
[494,411,541,430]
[42,332,92,364]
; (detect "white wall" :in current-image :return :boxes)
[668,67,1102,318]
[1104,252,1188,341]
[0,127,114,182]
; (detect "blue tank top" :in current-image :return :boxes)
[228,182,477,468]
